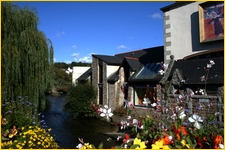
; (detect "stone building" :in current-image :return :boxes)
[159,1,224,127]
[77,46,164,108]
[160,1,224,64]
[77,2,224,123]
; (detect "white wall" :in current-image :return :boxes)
[72,66,90,85]
[106,65,119,77]
[164,2,224,64]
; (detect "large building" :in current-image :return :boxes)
[77,2,224,123]
[160,2,223,64]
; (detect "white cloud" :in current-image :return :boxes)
[78,56,92,63]
[71,53,93,63]
[117,45,128,49]
[54,58,56,62]
[148,13,163,19]
[71,45,77,49]
[56,31,66,37]
[71,53,80,58]
[64,60,72,64]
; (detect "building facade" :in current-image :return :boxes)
[161,2,224,64]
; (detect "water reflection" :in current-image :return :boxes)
[43,94,120,148]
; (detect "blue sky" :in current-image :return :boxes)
[13,1,174,63]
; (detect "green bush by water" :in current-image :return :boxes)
[63,83,98,119]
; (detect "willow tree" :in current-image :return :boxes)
[1,2,54,118]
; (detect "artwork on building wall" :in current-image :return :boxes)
[199,2,224,43]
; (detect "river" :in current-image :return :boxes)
[42,94,121,149]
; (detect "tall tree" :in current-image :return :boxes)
[1,2,54,115]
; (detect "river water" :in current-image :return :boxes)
[42,94,121,149]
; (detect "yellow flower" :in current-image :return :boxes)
[133,138,147,149]
[83,143,92,149]
[37,142,41,145]
[151,140,170,149]
[21,127,24,130]
[181,140,191,149]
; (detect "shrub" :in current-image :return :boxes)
[63,83,98,119]
[113,106,127,116]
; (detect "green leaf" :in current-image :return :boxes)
[130,144,140,149]
[175,144,183,149]
[98,142,103,149]
[1,136,9,141]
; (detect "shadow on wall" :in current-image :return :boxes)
[190,11,224,52]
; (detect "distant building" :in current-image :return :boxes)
[72,66,90,85]
[65,67,73,74]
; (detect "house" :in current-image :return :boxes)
[159,1,224,126]
[78,46,164,109]
[160,1,224,64]
[72,66,90,85]
[77,2,224,121]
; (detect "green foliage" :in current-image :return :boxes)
[54,62,70,69]
[2,2,54,112]
[63,83,98,119]
[54,66,72,87]
[70,61,91,67]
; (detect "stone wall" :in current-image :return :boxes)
[91,57,99,103]
[102,61,108,105]
[127,84,223,128]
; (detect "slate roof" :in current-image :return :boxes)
[107,70,119,83]
[123,57,143,72]
[167,57,224,85]
[92,54,122,65]
[82,46,164,83]
[77,68,92,81]
[115,46,164,65]
[129,62,163,82]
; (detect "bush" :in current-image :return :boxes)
[113,106,127,116]
[63,83,97,119]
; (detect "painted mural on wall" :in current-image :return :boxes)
[199,2,224,43]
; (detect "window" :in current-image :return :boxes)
[134,85,156,107]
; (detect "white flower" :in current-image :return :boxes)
[151,103,157,107]
[143,97,150,105]
[207,63,212,68]
[132,119,138,125]
[209,60,215,65]
[159,69,164,75]
[171,113,177,120]
[76,143,83,149]
[178,95,183,99]
[127,116,131,120]
[120,120,128,129]
[179,110,186,119]
[117,136,122,141]
[219,144,224,149]
[100,105,113,120]
[168,136,173,141]
[188,114,203,129]
[139,125,144,129]
[200,76,205,81]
